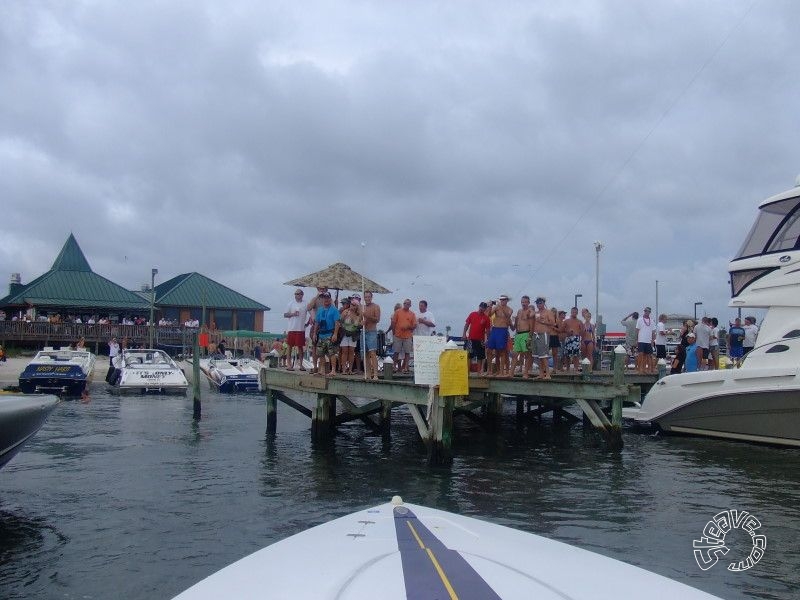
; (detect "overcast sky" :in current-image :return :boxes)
[2,0,799,333]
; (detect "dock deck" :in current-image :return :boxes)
[260,357,658,465]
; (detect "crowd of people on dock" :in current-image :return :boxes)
[665,315,758,374]
[280,288,610,379]
[279,286,761,380]
[619,310,759,375]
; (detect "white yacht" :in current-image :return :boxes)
[199,355,260,393]
[173,497,722,599]
[625,179,800,446]
[18,347,96,397]
[107,348,189,395]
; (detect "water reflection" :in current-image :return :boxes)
[0,509,67,595]
[1,387,798,599]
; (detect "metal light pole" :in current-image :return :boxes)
[694,301,703,321]
[594,242,603,320]
[655,280,659,319]
[574,293,582,309]
[149,268,158,347]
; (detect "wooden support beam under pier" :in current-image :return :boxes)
[260,363,651,464]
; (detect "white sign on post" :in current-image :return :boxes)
[412,336,447,385]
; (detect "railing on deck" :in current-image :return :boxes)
[0,321,215,353]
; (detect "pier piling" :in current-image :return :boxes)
[259,364,648,464]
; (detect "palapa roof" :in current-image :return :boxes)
[0,234,149,310]
[284,262,391,293]
[154,272,269,311]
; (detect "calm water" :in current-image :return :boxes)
[1,387,799,600]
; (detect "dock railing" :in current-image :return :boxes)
[0,320,207,354]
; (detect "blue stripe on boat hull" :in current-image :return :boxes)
[394,506,502,600]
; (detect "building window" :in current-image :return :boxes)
[237,311,254,331]
[215,309,232,330]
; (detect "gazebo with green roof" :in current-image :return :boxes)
[0,234,149,318]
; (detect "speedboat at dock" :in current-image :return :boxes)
[173,496,722,599]
[199,355,260,393]
[0,393,59,469]
[107,349,188,395]
[624,178,800,446]
[18,347,96,397]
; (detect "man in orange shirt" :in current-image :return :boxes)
[391,298,417,374]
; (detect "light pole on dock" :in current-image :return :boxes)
[594,242,603,320]
[694,301,703,321]
[149,268,158,348]
[655,280,659,320]
[574,293,582,309]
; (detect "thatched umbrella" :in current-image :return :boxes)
[285,263,390,381]
[284,263,391,296]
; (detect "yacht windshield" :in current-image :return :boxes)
[734,195,800,259]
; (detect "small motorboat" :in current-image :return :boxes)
[0,393,59,469]
[18,347,96,397]
[199,355,261,393]
[107,349,188,395]
[173,497,722,599]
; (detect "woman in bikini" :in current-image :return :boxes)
[581,308,596,372]
[338,298,362,375]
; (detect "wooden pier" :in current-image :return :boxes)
[260,351,657,465]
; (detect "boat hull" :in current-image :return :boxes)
[649,387,800,446]
[174,500,721,600]
[17,349,95,398]
[625,364,800,447]
[215,377,259,393]
[18,375,88,397]
[0,394,59,469]
[108,349,189,396]
[199,358,260,393]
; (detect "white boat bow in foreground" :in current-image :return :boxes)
[174,497,721,600]
[0,393,59,469]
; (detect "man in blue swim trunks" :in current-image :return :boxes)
[487,295,513,376]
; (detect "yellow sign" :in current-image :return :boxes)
[439,350,469,396]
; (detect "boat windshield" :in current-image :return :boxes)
[734,194,800,260]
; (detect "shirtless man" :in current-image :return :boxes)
[532,297,557,379]
[362,291,381,380]
[487,295,513,376]
[511,295,535,378]
[561,307,585,372]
